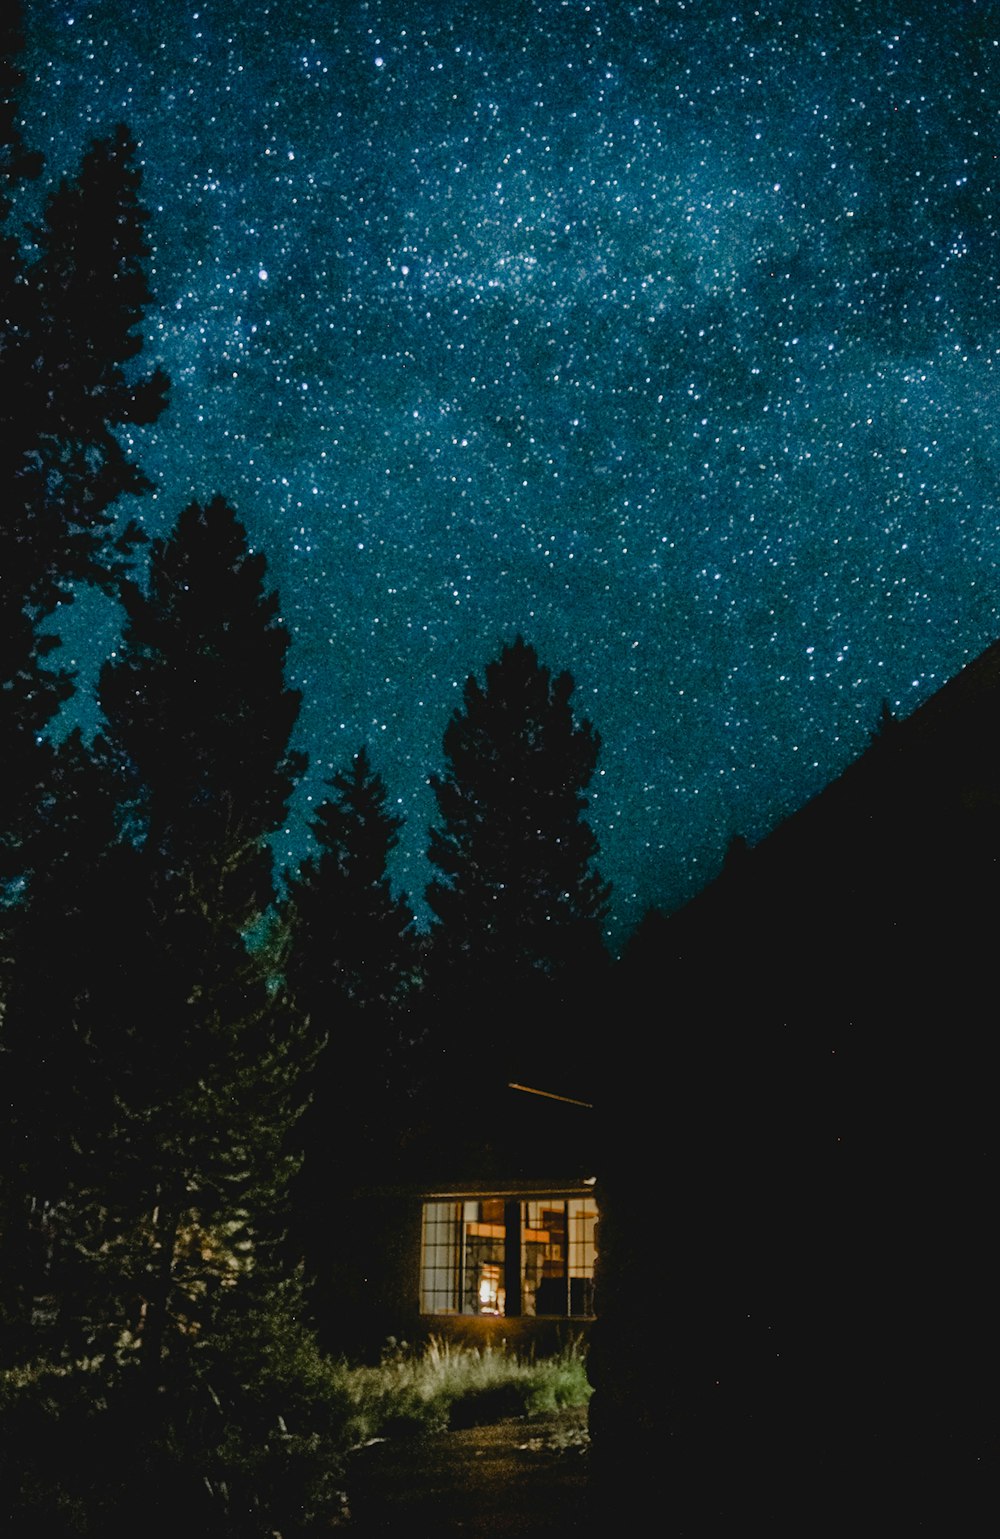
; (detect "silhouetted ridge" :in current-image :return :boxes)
[605,640,996,1530]
[628,635,1000,1023]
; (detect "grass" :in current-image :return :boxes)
[0,1330,591,1533]
[330,1334,592,1446]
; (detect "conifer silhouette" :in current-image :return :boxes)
[0,59,167,900]
[283,747,418,1305]
[100,496,302,919]
[31,124,169,571]
[426,636,609,1094]
[4,500,343,1527]
[286,746,416,1027]
[0,731,124,1362]
[93,497,308,1378]
[1,8,168,1357]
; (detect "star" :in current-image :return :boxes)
[20,0,1000,949]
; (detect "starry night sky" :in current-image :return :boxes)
[19,0,1000,946]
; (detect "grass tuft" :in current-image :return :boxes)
[330,1334,592,1444]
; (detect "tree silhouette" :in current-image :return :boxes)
[283,747,419,1317]
[91,497,308,1379]
[285,744,417,1066]
[100,496,302,922]
[0,83,167,902]
[4,499,307,1370]
[31,124,169,579]
[426,636,610,1096]
[0,731,125,1363]
[869,697,898,747]
[1,13,168,1361]
[0,3,42,468]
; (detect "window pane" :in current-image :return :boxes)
[420,1202,460,1313]
[567,1198,597,1317]
[522,1200,568,1316]
[463,1201,506,1315]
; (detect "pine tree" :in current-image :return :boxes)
[0,1,43,503]
[93,496,308,1368]
[283,747,418,1290]
[286,745,416,1029]
[100,496,302,916]
[2,13,168,1362]
[30,123,169,590]
[1,496,355,1534]
[4,500,308,1371]
[0,731,125,1363]
[0,10,63,906]
[870,697,898,747]
[0,1,42,472]
[426,636,610,1096]
[0,100,167,901]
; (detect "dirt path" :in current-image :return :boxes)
[341,1406,594,1535]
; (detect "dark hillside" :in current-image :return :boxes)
[630,635,1000,1022]
[593,645,998,1530]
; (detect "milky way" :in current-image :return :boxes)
[20,1,1000,945]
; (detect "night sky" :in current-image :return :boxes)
[19,1,1000,947]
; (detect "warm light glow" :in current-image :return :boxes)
[478,1263,504,1315]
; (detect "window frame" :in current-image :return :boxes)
[419,1184,598,1321]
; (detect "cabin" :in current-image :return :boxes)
[405,1075,599,1348]
[318,1077,600,1357]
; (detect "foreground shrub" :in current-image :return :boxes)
[331,1334,592,1444]
[1,1326,591,1533]
[0,1278,352,1539]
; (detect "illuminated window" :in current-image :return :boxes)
[419,1192,597,1318]
[523,1197,597,1317]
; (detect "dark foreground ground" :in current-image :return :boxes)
[340,1405,593,1536]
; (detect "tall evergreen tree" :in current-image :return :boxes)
[94,496,308,1350]
[285,744,416,1044]
[0,4,43,898]
[5,498,308,1367]
[283,747,418,1294]
[0,731,125,1363]
[30,123,169,588]
[0,2,41,440]
[2,14,168,1364]
[2,500,349,1533]
[426,636,610,1098]
[101,496,302,911]
[0,105,167,901]
[0,1,42,499]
